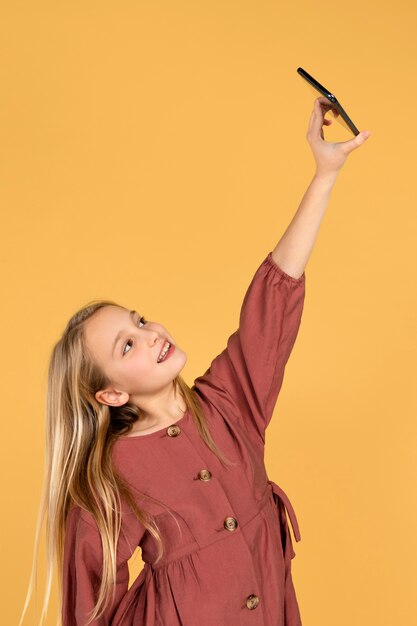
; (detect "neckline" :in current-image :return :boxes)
[115,409,189,441]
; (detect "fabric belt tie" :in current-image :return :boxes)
[267,479,301,542]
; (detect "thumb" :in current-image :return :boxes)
[341,130,372,154]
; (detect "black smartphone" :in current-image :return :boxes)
[297,67,360,136]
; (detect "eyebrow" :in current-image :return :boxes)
[112,310,138,358]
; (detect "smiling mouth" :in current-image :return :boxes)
[157,341,175,363]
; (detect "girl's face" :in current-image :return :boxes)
[83,305,187,407]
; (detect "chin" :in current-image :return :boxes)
[174,350,187,371]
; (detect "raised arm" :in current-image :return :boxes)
[272,96,371,279]
[193,99,371,441]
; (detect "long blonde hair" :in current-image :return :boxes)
[19,299,234,625]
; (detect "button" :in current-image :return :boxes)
[246,594,260,610]
[166,425,181,437]
[224,516,238,531]
[198,469,212,481]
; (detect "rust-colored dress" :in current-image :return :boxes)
[62,251,306,625]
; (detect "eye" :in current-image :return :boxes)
[122,316,148,356]
[137,315,147,328]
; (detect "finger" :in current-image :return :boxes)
[307,98,327,140]
[315,97,339,124]
[316,96,338,113]
[340,130,372,153]
[307,97,337,138]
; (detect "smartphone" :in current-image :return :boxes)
[297,67,360,136]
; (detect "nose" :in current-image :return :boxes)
[148,330,161,346]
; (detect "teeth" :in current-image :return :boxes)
[158,341,171,362]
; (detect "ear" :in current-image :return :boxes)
[95,388,129,407]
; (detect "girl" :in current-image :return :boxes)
[19,97,371,626]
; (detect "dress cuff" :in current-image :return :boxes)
[265,252,306,284]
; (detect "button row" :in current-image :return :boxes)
[166,423,260,610]
[168,426,239,534]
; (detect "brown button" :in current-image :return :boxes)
[224,516,238,531]
[198,469,212,481]
[166,425,181,437]
[246,594,260,610]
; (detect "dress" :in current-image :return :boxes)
[62,251,306,626]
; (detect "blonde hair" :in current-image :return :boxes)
[19,299,234,625]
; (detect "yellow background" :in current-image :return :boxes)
[2,1,415,624]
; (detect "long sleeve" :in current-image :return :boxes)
[62,505,145,625]
[193,251,306,442]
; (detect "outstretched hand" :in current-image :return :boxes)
[306,97,371,177]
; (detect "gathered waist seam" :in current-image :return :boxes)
[149,481,286,571]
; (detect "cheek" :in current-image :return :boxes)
[112,355,150,384]
[129,352,157,373]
